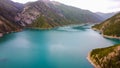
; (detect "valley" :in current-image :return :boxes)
[0,0,120,68]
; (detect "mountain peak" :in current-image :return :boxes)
[38,0,50,2]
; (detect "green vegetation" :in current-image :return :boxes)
[92,22,104,30]
[30,16,52,29]
[0,0,103,34]
[103,22,120,36]
[28,1,103,29]
[26,1,71,29]
[54,3,102,23]
[91,44,119,58]
[92,13,120,37]
[90,44,120,68]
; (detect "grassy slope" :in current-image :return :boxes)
[92,13,120,37]
[29,1,102,29]
[26,1,70,29]
[90,44,120,68]
[53,3,103,24]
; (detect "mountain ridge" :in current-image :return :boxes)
[0,0,103,36]
[0,0,24,36]
[92,12,120,39]
[96,12,116,20]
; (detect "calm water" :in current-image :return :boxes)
[0,25,120,68]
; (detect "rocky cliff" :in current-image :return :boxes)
[16,0,70,28]
[0,0,23,35]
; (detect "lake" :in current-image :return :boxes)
[0,25,120,68]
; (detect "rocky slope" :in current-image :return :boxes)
[16,0,103,29]
[88,44,120,68]
[0,0,103,36]
[52,1,103,24]
[0,0,23,35]
[92,12,120,39]
[16,0,70,28]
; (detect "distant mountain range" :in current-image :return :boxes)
[96,12,116,20]
[0,0,113,36]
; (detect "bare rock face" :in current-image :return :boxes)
[0,0,23,34]
[0,0,23,22]
[15,6,40,26]
[15,1,46,26]
[15,0,67,28]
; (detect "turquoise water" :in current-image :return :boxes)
[0,25,120,68]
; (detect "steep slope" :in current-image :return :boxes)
[0,0,23,22]
[96,12,116,20]
[0,16,21,34]
[16,0,70,29]
[0,0,23,35]
[51,1,103,23]
[0,0,103,35]
[92,12,120,39]
[16,0,103,29]
[88,44,120,68]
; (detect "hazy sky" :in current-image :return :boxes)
[12,0,120,13]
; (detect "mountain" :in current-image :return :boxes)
[16,0,103,29]
[96,12,116,20]
[92,12,120,39]
[0,0,23,35]
[0,0,103,36]
[0,0,23,22]
[88,44,120,68]
[50,1,103,24]
[16,0,70,28]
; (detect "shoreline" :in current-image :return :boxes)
[87,52,98,68]
[92,28,120,39]
[27,23,89,30]
[0,29,22,38]
[102,35,120,39]
[0,24,88,37]
[92,28,101,32]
